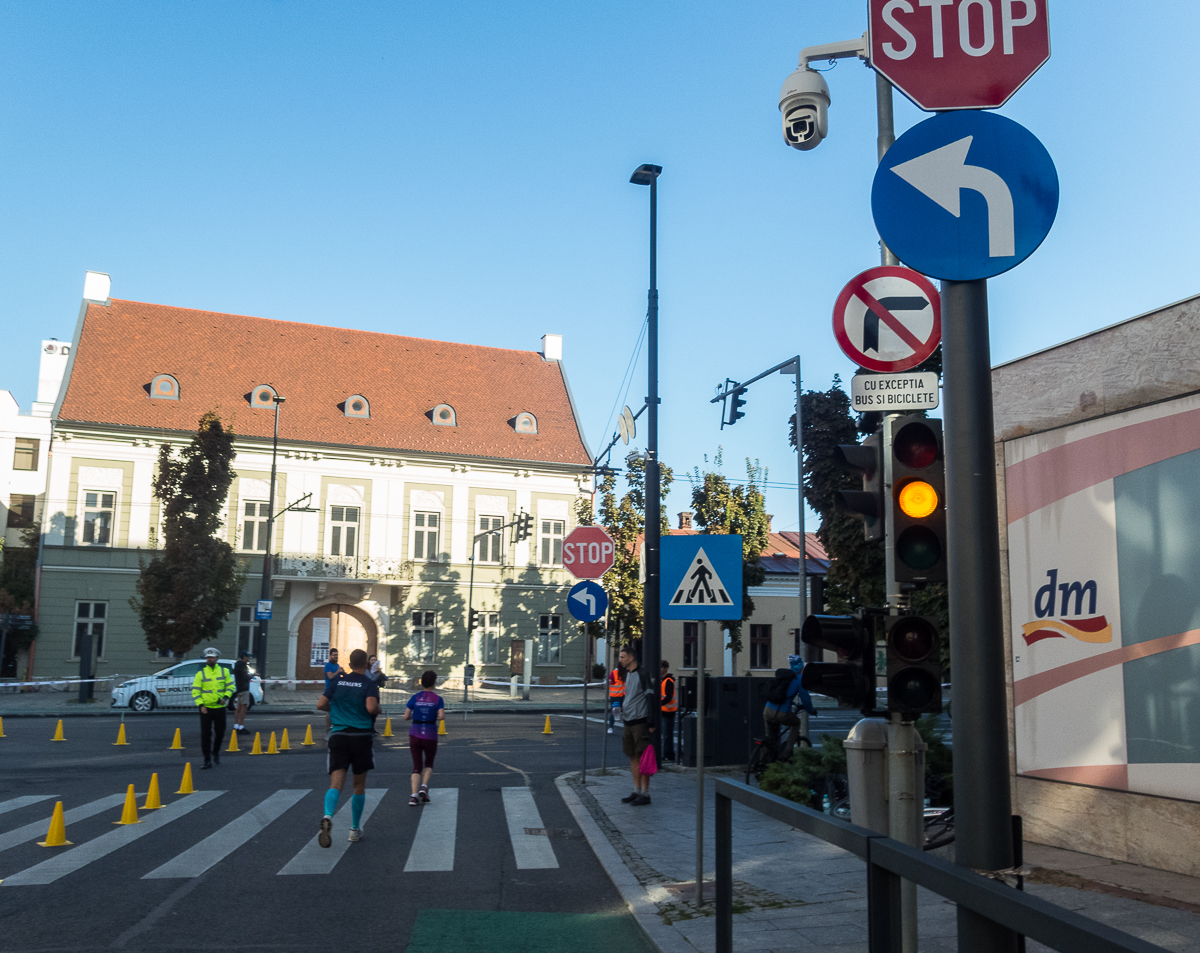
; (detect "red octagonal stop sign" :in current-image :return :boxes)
[869,0,1051,111]
[562,526,616,580]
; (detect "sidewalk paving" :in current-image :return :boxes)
[558,767,1200,953]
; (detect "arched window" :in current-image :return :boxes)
[149,374,180,401]
[513,412,538,434]
[250,385,278,409]
[344,395,370,419]
[431,404,456,426]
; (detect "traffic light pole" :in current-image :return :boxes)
[643,171,663,763]
[941,278,1017,953]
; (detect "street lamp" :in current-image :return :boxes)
[254,394,285,685]
[630,162,662,757]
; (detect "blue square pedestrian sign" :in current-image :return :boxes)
[660,535,743,621]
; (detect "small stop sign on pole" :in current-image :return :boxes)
[562,526,616,580]
[869,0,1051,111]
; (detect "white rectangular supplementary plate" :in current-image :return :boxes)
[851,371,939,412]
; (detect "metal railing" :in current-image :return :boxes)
[272,554,411,580]
[714,778,1169,953]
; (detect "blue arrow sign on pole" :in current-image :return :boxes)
[872,111,1058,282]
[660,535,743,621]
[567,580,608,623]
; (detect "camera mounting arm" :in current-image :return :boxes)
[797,34,867,68]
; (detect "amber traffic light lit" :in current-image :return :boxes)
[897,479,938,519]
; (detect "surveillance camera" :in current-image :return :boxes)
[779,67,830,151]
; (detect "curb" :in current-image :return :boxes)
[556,772,697,953]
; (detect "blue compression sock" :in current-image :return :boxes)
[324,788,340,817]
[351,793,365,829]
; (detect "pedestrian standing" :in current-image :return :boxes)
[316,648,380,846]
[607,664,625,733]
[404,670,445,806]
[618,647,654,805]
[323,647,344,736]
[192,647,234,769]
[659,660,677,763]
[232,649,253,732]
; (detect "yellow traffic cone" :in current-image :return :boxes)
[169,728,183,750]
[438,718,447,736]
[249,732,263,755]
[382,717,393,737]
[37,801,72,847]
[543,715,553,735]
[0,716,6,737]
[279,728,290,751]
[226,730,239,753]
[267,731,278,754]
[114,784,140,825]
[176,762,195,795]
[301,724,315,746]
[51,719,66,742]
[143,773,163,810]
[113,723,129,746]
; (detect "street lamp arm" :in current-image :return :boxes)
[274,492,316,520]
[592,402,649,468]
[797,34,867,67]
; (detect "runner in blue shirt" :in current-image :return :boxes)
[322,647,344,736]
[404,670,445,806]
[316,648,379,846]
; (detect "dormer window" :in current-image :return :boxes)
[149,374,180,401]
[344,395,370,419]
[250,385,278,409]
[513,412,538,434]
[431,404,456,426]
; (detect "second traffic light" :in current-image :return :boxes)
[834,431,884,542]
[725,386,748,426]
[799,611,878,714]
[885,614,942,716]
[514,511,534,542]
[468,608,480,632]
[888,415,947,584]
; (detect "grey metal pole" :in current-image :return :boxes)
[941,278,1017,953]
[644,171,663,763]
[256,396,283,683]
[465,553,475,705]
[695,619,707,904]
[793,354,806,640]
[876,74,900,268]
[888,716,921,953]
[581,622,589,784]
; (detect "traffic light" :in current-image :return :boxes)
[833,430,884,542]
[725,386,748,426]
[799,611,878,713]
[468,608,480,632]
[888,415,947,583]
[514,511,534,542]
[885,614,943,716]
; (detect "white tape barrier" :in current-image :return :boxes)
[0,676,117,688]
[477,679,607,690]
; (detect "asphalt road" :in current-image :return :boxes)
[0,710,654,953]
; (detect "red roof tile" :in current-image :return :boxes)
[58,299,591,466]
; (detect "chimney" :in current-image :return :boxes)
[541,334,562,361]
[37,339,71,407]
[83,271,111,303]
[766,514,773,532]
[678,512,693,530]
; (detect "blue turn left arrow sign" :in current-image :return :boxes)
[567,580,608,623]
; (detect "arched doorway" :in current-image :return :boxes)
[296,603,378,681]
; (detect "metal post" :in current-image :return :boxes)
[581,622,588,784]
[876,74,900,268]
[465,552,475,705]
[695,620,706,902]
[601,618,611,773]
[77,632,93,704]
[715,787,732,953]
[256,396,283,683]
[888,716,920,953]
[0,621,8,681]
[941,278,1017,953]
[791,355,808,661]
[644,171,663,763]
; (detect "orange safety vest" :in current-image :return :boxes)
[609,668,625,699]
[660,674,677,713]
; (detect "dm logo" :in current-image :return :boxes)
[1021,569,1112,646]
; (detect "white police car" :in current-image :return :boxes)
[111,658,263,713]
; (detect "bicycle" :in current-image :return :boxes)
[923,808,955,850]
[745,720,812,786]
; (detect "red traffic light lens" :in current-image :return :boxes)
[888,668,940,712]
[889,618,936,662]
[896,526,942,571]
[894,422,938,470]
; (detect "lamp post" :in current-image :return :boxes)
[254,394,285,685]
[630,162,662,757]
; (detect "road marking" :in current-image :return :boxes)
[277,789,386,876]
[0,796,57,817]
[2,792,224,886]
[501,787,558,869]
[143,789,309,879]
[404,788,458,872]
[0,794,127,855]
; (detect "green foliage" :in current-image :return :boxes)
[760,733,848,809]
[130,411,244,656]
[916,714,954,806]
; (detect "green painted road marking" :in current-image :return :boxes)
[405,909,657,953]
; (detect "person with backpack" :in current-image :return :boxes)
[761,655,817,760]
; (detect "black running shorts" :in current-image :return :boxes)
[327,732,374,775]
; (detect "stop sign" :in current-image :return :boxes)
[562,526,616,580]
[868,0,1050,111]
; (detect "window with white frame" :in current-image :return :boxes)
[81,490,115,546]
[684,622,698,669]
[482,612,501,663]
[412,512,441,561]
[74,602,107,658]
[476,515,504,563]
[329,505,360,557]
[238,606,256,656]
[242,501,269,551]
[411,611,437,662]
[537,614,561,663]
[13,438,39,472]
[539,519,564,566]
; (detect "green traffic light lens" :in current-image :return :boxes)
[896,526,941,571]
[889,668,940,712]
[890,619,935,662]
[894,423,938,470]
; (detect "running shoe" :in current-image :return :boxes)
[620,791,640,803]
[318,816,333,848]
[409,795,420,806]
[419,786,430,803]
[633,793,652,806]
[348,828,362,842]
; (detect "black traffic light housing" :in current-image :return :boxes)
[514,511,533,542]
[888,415,947,584]
[799,611,880,714]
[725,386,748,427]
[834,430,884,542]
[885,614,943,716]
[468,608,480,633]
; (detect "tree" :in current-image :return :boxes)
[688,453,770,659]
[130,411,243,656]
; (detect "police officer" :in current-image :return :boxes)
[607,664,625,734]
[192,647,234,769]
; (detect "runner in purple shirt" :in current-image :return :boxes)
[404,670,445,806]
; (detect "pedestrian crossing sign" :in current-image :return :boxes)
[660,535,743,620]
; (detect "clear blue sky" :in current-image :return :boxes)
[3,2,1197,536]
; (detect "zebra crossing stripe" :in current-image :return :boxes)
[403,789,458,872]
[277,789,387,876]
[0,794,127,855]
[1,792,224,887]
[143,789,309,879]
[501,787,559,869]
[0,796,57,817]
